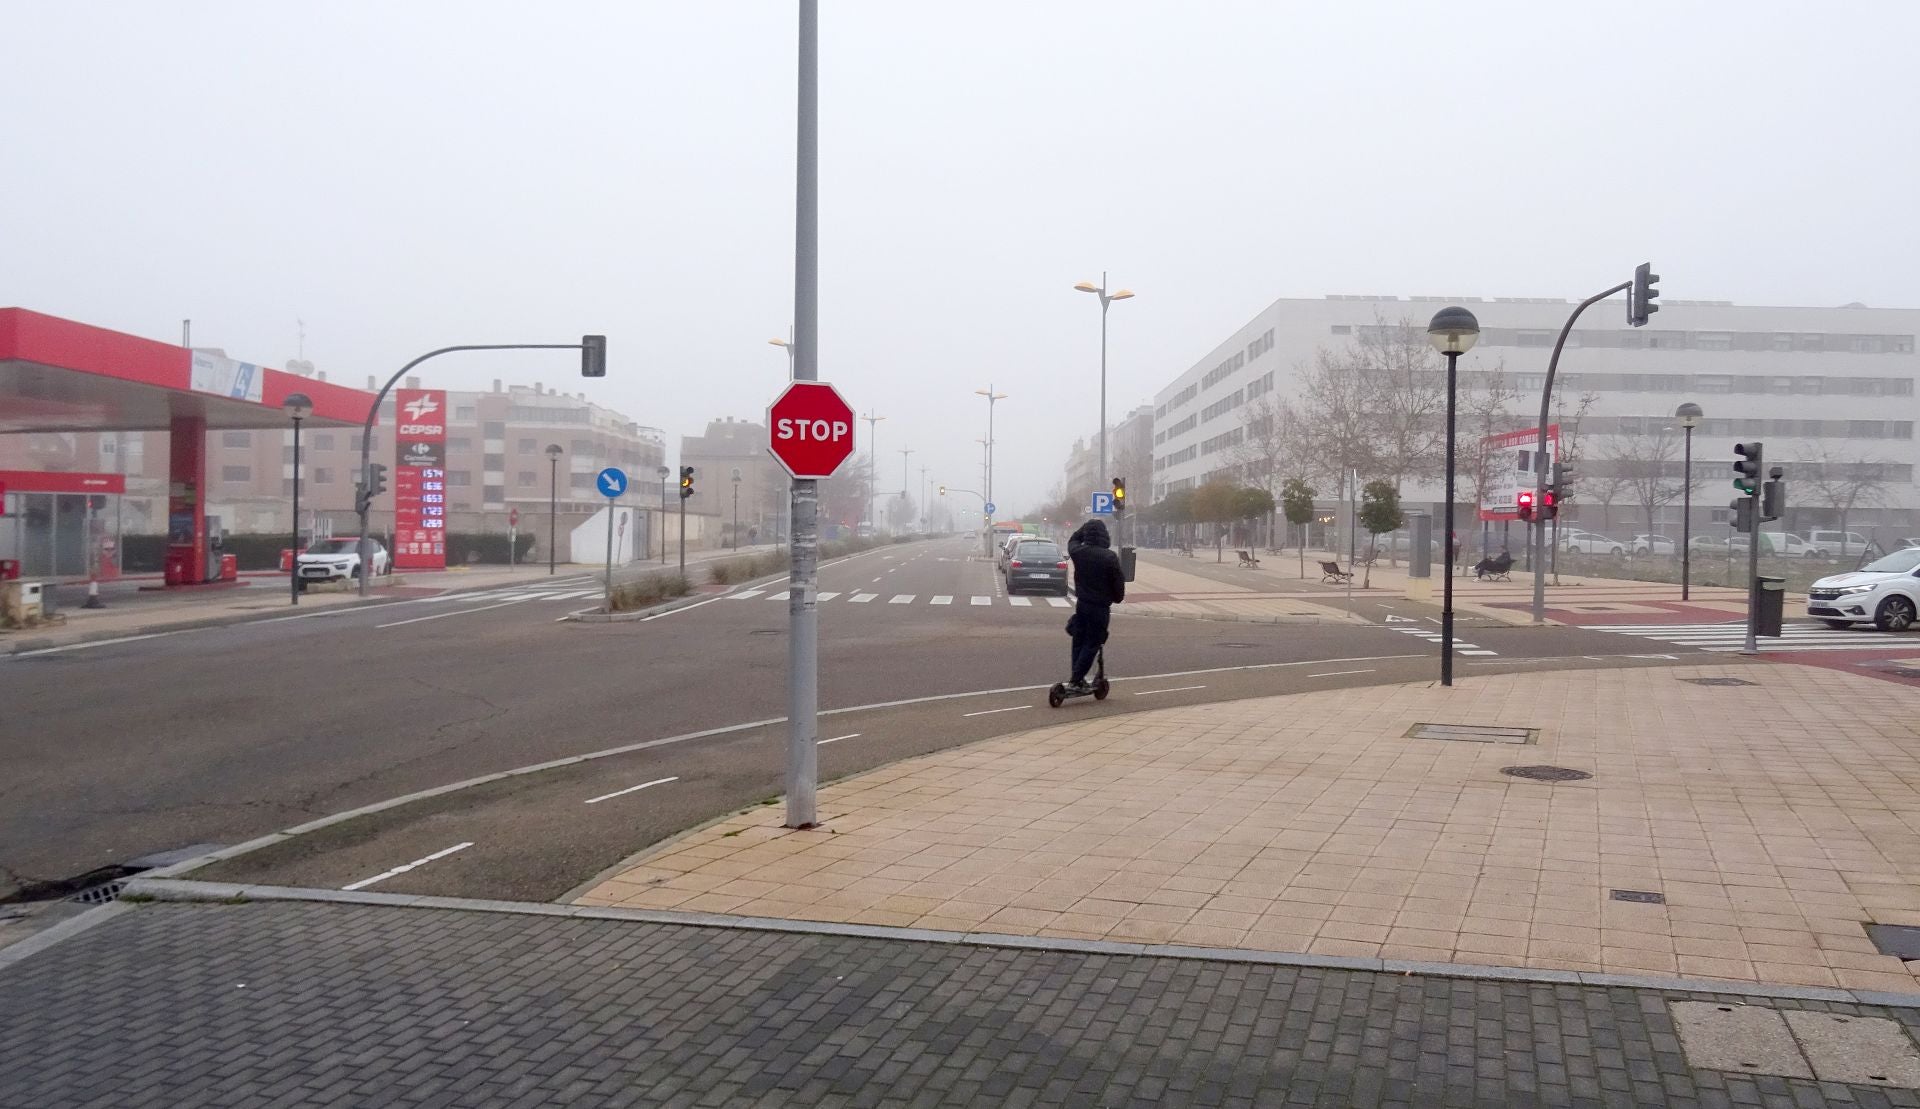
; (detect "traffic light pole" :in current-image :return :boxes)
[786,0,821,829]
[353,341,593,597]
[1530,281,1629,623]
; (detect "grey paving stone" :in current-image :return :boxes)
[1,901,1918,1108]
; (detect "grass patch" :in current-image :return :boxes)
[709,551,786,585]
[607,573,692,613]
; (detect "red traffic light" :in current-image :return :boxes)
[1516,489,1535,522]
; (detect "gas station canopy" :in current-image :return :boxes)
[0,308,375,433]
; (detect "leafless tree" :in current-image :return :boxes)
[1459,362,1519,554]
[1552,389,1600,530]
[1601,429,1685,539]
[1351,314,1447,493]
[1793,441,1891,539]
[1229,392,1294,545]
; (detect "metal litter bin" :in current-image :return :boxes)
[1120,546,1137,583]
[1755,575,1784,637]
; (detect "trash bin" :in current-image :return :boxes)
[1119,546,1137,583]
[1755,575,1785,637]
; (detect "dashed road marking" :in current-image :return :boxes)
[583,776,680,805]
[342,842,474,891]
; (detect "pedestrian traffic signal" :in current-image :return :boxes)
[1539,490,1558,521]
[679,466,695,499]
[1516,489,1535,522]
[1629,262,1660,327]
[1732,441,1763,495]
[581,334,607,378]
[1731,496,1754,533]
[1762,466,1786,522]
[1111,478,1126,513]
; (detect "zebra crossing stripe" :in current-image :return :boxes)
[1047,597,1071,608]
[1008,596,1032,607]
[767,591,791,601]
[727,590,764,601]
[850,593,877,603]
[931,596,953,605]
[816,592,839,601]
[1578,623,1904,652]
[971,596,991,606]
[888,594,915,604]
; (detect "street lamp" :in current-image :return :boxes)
[545,444,563,574]
[974,387,1006,555]
[1073,274,1135,484]
[731,467,743,549]
[1676,402,1704,601]
[769,329,796,375]
[284,392,313,605]
[657,465,670,562]
[861,411,885,532]
[1427,306,1480,688]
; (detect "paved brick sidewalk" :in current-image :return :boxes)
[585,663,1920,994]
[6,900,1920,1107]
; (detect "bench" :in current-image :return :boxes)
[1236,549,1260,568]
[1175,544,1194,557]
[1473,553,1514,582]
[1319,560,1353,585]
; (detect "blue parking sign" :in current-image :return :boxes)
[1089,492,1114,515]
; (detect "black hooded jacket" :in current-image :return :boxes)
[1067,519,1126,606]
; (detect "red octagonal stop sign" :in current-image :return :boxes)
[766,380,856,479]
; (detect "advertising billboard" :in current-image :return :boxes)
[393,389,448,570]
[1478,424,1559,522]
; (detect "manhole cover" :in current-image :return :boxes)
[1500,765,1592,783]
[1406,723,1537,744]
[1611,889,1665,904]
[1681,677,1757,687]
[1865,923,1920,960]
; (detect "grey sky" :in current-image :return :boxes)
[5,1,1916,514]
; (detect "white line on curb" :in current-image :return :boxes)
[818,733,860,745]
[962,705,1031,718]
[1132,685,1206,696]
[341,842,474,891]
[583,776,680,805]
[1306,668,1376,678]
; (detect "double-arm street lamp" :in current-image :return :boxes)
[284,392,312,605]
[1427,306,1480,688]
[1073,274,1135,485]
[974,387,1006,554]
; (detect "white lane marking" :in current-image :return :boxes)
[931,596,953,605]
[545,589,604,601]
[1047,597,1071,608]
[818,733,860,745]
[963,705,1032,718]
[1460,649,1498,656]
[727,590,766,601]
[377,597,535,628]
[970,596,991,606]
[583,776,680,805]
[888,567,897,573]
[341,842,474,891]
[767,591,792,601]
[872,577,883,583]
[1132,685,1206,696]
[1008,596,1032,607]
[850,593,877,603]
[6,632,174,657]
[1307,668,1376,678]
[889,594,915,604]
[816,592,840,602]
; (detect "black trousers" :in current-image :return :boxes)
[1068,601,1111,683]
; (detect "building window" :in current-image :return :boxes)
[571,472,595,490]
[220,465,251,482]
[454,406,477,421]
[1330,325,1351,335]
[1771,334,1794,352]
[483,453,506,470]
[282,478,295,496]
[569,439,594,455]
[447,471,472,487]
[221,431,252,447]
[518,438,536,453]
[1851,336,1884,353]
[312,433,336,451]
[350,434,377,453]
[308,467,331,484]
[1896,336,1915,353]
[517,471,537,487]
[483,485,506,505]
[482,421,506,437]
[449,437,472,451]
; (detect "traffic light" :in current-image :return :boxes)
[1516,489,1535,522]
[1762,465,1786,522]
[356,463,389,515]
[581,334,607,378]
[1111,477,1126,513]
[1539,490,1558,521]
[679,466,695,499]
[1732,441,1763,495]
[1731,496,1754,533]
[938,485,946,496]
[1629,262,1660,327]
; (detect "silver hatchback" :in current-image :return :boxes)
[1005,538,1068,595]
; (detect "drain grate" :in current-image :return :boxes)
[1866,923,1920,960]
[66,879,129,906]
[1406,723,1537,744]
[1611,889,1666,904]
[1500,765,1592,783]
[1682,677,1758,687]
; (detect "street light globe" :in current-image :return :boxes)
[282,392,313,421]
[545,443,563,458]
[1675,401,1704,429]
[1426,306,1481,354]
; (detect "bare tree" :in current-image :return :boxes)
[1459,361,1519,555]
[1551,389,1600,530]
[1601,429,1685,539]
[1351,314,1447,493]
[1229,392,1294,546]
[1794,441,1890,539]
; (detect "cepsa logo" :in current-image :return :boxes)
[398,392,445,436]
[402,395,439,421]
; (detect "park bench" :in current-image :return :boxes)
[1235,550,1260,568]
[1473,552,1514,581]
[1319,560,1353,584]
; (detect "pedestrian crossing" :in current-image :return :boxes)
[724,589,1075,610]
[418,578,608,606]
[1390,625,1498,656]
[1579,621,1912,653]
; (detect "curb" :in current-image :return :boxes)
[114,878,1920,1011]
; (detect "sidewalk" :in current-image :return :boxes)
[582,660,1920,995]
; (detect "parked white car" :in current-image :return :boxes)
[1730,532,1817,558]
[295,537,390,582]
[1561,529,1626,557]
[1630,534,1676,556]
[1806,547,1920,631]
[1806,530,1876,558]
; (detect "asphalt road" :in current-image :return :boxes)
[1,536,1734,903]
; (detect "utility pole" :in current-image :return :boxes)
[860,411,885,532]
[787,0,821,829]
[898,448,913,532]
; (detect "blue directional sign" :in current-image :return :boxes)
[983,501,997,516]
[1089,491,1115,515]
[596,467,628,498]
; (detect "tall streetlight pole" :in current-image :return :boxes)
[731,467,742,549]
[546,444,563,574]
[860,411,885,531]
[284,393,312,605]
[974,387,1006,554]
[656,465,669,562]
[1073,274,1135,487]
[785,0,822,830]
[897,448,913,531]
[1428,307,1481,689]
[919,463,930,532]
[1676,402,1703,601]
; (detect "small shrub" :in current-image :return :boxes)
[608,573,691,612]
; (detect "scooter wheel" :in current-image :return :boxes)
[1047,684,1066,708]
[1093,678,1111,701]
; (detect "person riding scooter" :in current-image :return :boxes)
[1065,518,1126,694]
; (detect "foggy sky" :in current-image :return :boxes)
[5,1,1917,514]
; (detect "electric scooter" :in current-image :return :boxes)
[1047,648,1110,708]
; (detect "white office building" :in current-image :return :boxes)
[1151,294,1919,538]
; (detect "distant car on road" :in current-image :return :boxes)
[1561,529,1626,557]
[296,537,389,582]
[1630,534,1676,556]
[1806,546,1920,631]
[1004,538,1069,596]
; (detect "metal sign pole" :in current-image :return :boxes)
[604,500,615,611]
[786,0,821,829]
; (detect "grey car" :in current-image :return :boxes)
[1004,538,1068,595]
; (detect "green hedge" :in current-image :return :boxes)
[117,532,535,573]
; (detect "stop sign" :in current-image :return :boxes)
[508,508,519,527]
[766,380,856,478]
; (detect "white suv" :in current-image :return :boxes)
[1805,547,1920,631]
[1561,529,1626,557]
[1806,530,1875,558]
[296,537,391,582]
